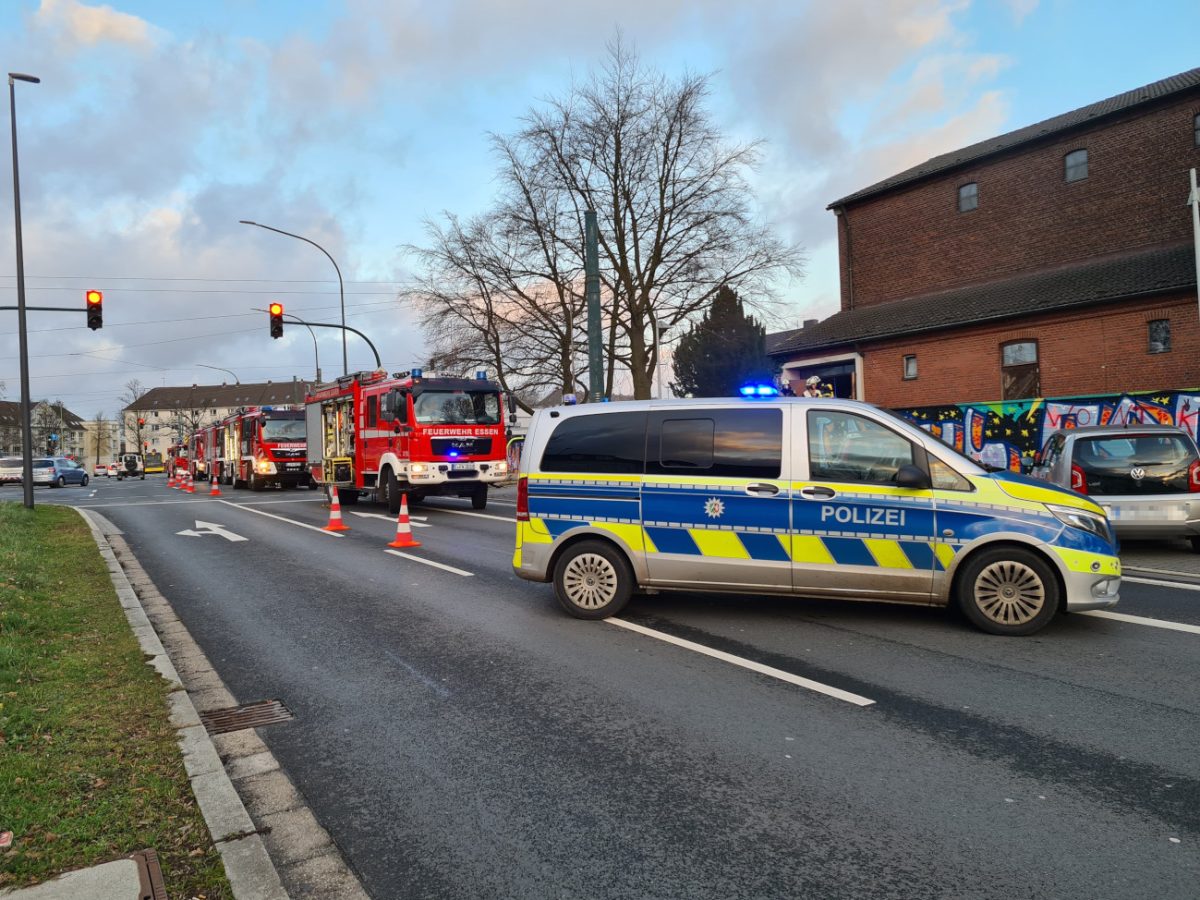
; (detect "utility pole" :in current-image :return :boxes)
[585,210,603,401]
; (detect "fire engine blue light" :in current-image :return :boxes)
[475,370,487,380]
[739,384,780,397]
[448,450,459,458]
[411,367,423,378]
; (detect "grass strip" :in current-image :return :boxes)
[0,502,232,898]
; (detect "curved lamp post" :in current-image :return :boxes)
[239,219,346,376]
[9,72,39,508]
[197,363,240,384]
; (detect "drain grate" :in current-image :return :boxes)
[199,699,294,735]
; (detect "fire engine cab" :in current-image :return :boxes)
[306,369,509,511]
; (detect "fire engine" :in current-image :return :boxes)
[191,406,310,490]
[305,369,509,511]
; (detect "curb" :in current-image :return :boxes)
[76,509,369,900]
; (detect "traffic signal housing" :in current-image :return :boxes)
[86,290,103,330]
[269,302,284,339]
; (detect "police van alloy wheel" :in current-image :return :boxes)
[957,547,1059,636]
[553,541,632,619]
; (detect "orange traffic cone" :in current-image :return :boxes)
[324,485,350,532]
[387,494,422,548]
[185,471,196,494]
[209,473,222,497]
[167,470,176,488]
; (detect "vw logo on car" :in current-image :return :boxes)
[1129,466,1146,481]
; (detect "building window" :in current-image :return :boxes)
[1194,113,1200,147]
[1148,319,1171,353]
[903,355,918,379]
[957,182,978,212]
[1001,340,1040,400]
[1064,149,1088,182]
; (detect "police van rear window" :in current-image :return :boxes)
[541,412,648,474]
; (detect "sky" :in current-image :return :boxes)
[0,0,1197,419]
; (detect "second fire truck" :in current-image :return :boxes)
[189,406,311,490]
[306,369,510,511]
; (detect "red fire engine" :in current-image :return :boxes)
[166,443,189,475]
[186,407,310,490]
[305,369,509,511]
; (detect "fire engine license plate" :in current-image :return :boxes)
[285,463,301,470]
[451,463,475,471]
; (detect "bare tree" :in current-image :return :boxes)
[410,36,802,400]
[120,379,147,455]
[91,410,111,467]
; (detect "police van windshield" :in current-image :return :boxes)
[413,391,501,426]
[261,418,306,441]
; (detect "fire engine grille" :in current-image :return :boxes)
[431,437,494,456]
[199,699,294,735]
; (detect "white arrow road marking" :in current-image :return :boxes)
[349,511,431,527]
[604,618,876,706]
[175,520,248,542]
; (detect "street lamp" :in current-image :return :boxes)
[9,72,39,509]
[239,219,347,376]
[197,363,240,384]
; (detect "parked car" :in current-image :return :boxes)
[92,463,107,476]
[106,461,120,477]
[0,456,23,485]
[30,457,90,488]
[1031,425,1200,549]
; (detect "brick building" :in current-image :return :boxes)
[771,67,1200,408]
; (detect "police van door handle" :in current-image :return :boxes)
[745,482,780,496]
[798,486,837,500]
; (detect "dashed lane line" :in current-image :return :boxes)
[384,549,474,576]
[1077,609,1200,635]
[604,618,875,706]
[1123,575,1200,592]
[216,498,345,537]
[420,507,513,523]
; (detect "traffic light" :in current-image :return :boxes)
[137,417,145,427]
[269,302,284,339]
[86,289,103,330]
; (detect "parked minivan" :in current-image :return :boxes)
[513,397,1121,636]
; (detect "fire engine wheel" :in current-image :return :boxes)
[249,472,265,492]
[383,468,400,515]
[471,485,488,510]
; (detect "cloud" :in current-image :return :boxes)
[33,0,161,50]
[1002,0,1039,24]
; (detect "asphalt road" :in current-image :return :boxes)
[19,476,1200,899]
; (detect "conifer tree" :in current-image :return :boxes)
[671,285,775,397]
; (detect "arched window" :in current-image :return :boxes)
[1064,149,1088,182]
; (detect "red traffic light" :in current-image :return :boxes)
[268,302,283,316]
[137,418,145,426]
[269,302,284,339]
[86,289,102,305]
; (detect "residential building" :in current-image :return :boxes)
[0,400,87,457]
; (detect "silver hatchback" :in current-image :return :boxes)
[1030,425,1200,549]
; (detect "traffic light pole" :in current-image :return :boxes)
[285,319,380,372]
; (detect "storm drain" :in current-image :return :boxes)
[200,699,294,735]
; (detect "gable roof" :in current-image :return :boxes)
[126,380,311,413]
[829,67,1200,209]
[769,242,1196,357]
[0,400,87,430]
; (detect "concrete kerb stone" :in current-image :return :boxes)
[74,508,290,900]
[258,808,335,866]
[280,853,371,900]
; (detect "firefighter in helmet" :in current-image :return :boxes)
[802,375,831,398]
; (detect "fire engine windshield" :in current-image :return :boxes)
[260,418,307,441]
[413,391,501,425]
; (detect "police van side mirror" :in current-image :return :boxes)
[894,464,931,490]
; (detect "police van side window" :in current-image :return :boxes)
[649,408,782,478]
[540,412,648,474]
[808,410,916,485]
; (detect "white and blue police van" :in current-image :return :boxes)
[512,395,1121,636]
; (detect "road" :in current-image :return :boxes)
[20,476,1200,899]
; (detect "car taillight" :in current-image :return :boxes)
[516,476,529,521]
[1070,464,1087,494]
[1189,460,1200,493]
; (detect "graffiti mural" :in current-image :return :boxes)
[895,389,1200,472]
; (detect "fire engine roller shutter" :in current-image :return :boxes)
[430,437,494,456]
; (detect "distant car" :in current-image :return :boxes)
[116,453,144,480]
[106,462,120,477]
[1030,425,1200,549]
[0,456,22,485]
[93,463,107,476]
[29,457,90,488]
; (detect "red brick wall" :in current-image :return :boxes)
[839,94,1200,308]
[862,291,1200,407]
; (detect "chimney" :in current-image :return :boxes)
[803,319,818,328]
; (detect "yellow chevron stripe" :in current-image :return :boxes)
[864,538,913,569]
[524,519,554,543]
[934,542,957,569]
[592,522,652,553]
[788,535,836,565]
[689,529,752,559]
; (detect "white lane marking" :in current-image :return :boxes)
[216,498,344,537]
[1078,610,1200,635]
[176,520,248,542]
[605,618,875,706]
[421,507,513,523]
[349,511,431,527]
[384,549,474,576]
[77,499,210,508]
[1123,575,1200,592]
[238,498,326,505]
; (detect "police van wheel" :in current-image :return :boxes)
[957,547,1060,636]
[553,541,632,619]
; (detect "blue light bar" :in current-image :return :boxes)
[475,370,487,380]
[739,384,780,397]
[411,367,423,379]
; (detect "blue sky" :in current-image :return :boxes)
[1,0,1198,417]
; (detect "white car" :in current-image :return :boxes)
[106,462,120,477]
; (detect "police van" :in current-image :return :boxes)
[512,397,1121,636]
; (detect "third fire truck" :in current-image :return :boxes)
[306,369,510,511]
